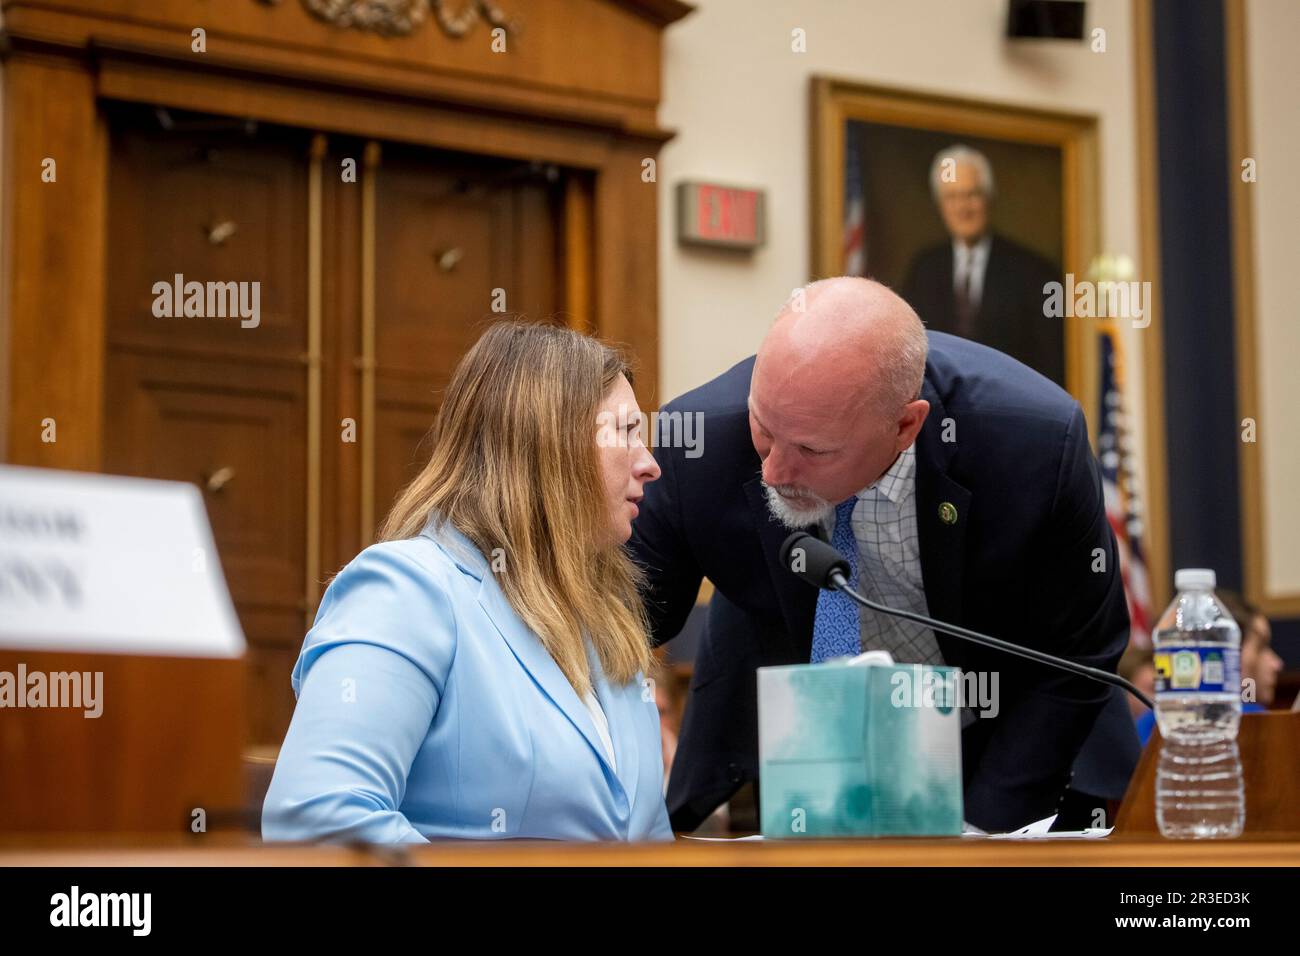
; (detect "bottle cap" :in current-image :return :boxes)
[1174,568,1217,590]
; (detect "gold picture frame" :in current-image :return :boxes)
[810,76,1101,416]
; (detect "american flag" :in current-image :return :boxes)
[842,122,866,276]
[1098,326,1153,647]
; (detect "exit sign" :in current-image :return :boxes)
[676,181,766,250]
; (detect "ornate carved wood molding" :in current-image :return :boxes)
[265,0,523,39]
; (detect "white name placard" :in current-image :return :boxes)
[0,465,246,658]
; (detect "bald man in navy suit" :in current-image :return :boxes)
[630,277,1139,833]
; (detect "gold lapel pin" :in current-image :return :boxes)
[939,502,959,525]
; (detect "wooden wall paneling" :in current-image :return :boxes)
[3,0,684,754]
[102,351,307,608]
[94,54,627,171]
[87,45,672,430]
[563,171,596,332]
[101,113,313,747]
[511,169,563,323]
[374,148,521,376]
[2,0,682,126]
[101,119,312,599]
[0,650,244,834]
[240,607,303,749]
[305,132,325,625]
[372,371,443,540]
[594,140,660,408]
[2,54,106,469]
[321,136,365,581]
[102,350,306,747]
[359,141,380,547]
[104,114,309,358]
[369,144,568,528]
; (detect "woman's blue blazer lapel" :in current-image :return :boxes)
[422,518,633,810]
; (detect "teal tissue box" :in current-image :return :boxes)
[758,660,964,838]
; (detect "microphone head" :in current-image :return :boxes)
[779,531,849,590]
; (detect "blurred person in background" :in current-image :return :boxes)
[1223,592,1284,710]
[1118,643,1156,724]
[654,666,682,782]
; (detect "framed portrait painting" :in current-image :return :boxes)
[811,77,1100,412]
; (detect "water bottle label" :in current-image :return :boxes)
[1153,646,1241,694]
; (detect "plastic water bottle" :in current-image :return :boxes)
[1153,568,1244,839]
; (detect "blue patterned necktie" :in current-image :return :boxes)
[810,497,861,663]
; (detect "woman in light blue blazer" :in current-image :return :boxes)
[263,322,671,843]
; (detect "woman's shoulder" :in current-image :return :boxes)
[294,535,470,691]
[329,533,469,600]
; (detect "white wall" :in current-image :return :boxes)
[1245,0,1300,600]
[655,0,1147,511]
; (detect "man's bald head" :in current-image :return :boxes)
[748,277,931,528]
[757,277,927,420]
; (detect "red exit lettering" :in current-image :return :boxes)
[695,185,758,243]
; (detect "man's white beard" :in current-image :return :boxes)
[762,482,835,530]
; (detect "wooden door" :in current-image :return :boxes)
[103,106,311,748]
[368,144,565,540]
[103,109,571,747]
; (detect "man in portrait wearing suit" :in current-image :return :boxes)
[629,277,1139,834]
[901,144,1065,386]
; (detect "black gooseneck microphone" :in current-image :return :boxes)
[779,530,1155,710]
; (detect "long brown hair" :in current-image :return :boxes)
[378,321,653,696]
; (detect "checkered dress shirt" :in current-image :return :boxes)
[819,444,945,666]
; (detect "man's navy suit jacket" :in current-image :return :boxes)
[629,331,1140,833]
